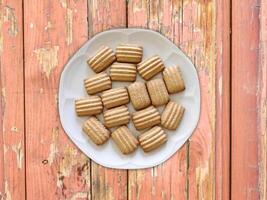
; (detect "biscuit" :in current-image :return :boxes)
[132,106,161,130]
[163,66,185,93]
[82,117,110,145]
[101,87,129,109]
[87,46,116,73]
[127,82,151,110]
[139,126,167,152]
[103,105,130,128]
[146,79,169,106]
[161,101,185,130]
[110,62,137,82]
[116,44,143,63]
[84,72,112,95]
[111,126,138,154]
[75,96,103,116]
[137,55,164,80]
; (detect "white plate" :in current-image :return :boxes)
[59,29,200,169]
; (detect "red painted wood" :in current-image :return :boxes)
[0,0,25,199]
[232,0,260,199]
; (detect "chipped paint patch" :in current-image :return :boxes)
[5,181,12,200]
[30,22,34,29]
[47,127,59,165]
[65,8,73,45]
[11,141,23,169]
[34,45,59,78]
[70,192,89,200]
[218,76,222,96]
[60,0,67,8]
[10,126,18,133]
[3,6,18,36]
[45,21,52,31]
[2,88,6,103]
[4,144,8,154]
[39,88,44,94]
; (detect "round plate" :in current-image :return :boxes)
[59,28,200,169]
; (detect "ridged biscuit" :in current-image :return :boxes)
[147,79,169,106]
[161,101,185,130]
[103,106,130,128]
[75,96,103,116]
[87,46,116,73]
[116,44,143,63]
[139,126,167,152]
[137,55,165,80]
[163,66,185,93]
[127,82,151,110]
[101,87,129,109]
[132,106,161,130]
[84,72,112,95]
[82,117,110,145]
[111,126,138,154]
[110,62,137,82]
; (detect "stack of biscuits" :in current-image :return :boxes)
[75,44,186,155]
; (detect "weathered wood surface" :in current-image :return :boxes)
[0,0,25,200]
[0,0,266,199]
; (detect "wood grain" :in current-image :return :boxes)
[0,0,25,200]
[259,1,267,199]
[87,1,128,200]
[231,0,261,199]
[128,0,188,199]
[24,0,90,199]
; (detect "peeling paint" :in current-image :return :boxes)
[11,141,23,169]
[70,192,89,200]
[218,76,222,96]
[10,126,18,133]
[47,127,59,165]
[60,0,67,9]
[65,8,73,45]
[44,21,52,31]
[3,6,18,36]
[34,45,59,78]
[5,181,11,200]
[2,88,6,103]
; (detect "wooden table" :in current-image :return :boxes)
[0,0,266,199]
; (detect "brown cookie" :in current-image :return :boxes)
[132,106,161,130]
[163,66,185,93]
[75,96,103,116]
[139,126,167,152]
[161,101,185,130]
[87,46,116,73]
[103,105,130,128]
[110,62,137,82]
[111,126,139,154]
[82,117,110,145]
[127,82,151,110]
[101,87,129,109]
[146,78,169,106]
[84,72,112,95]
[116,44,143,63]
[137,55,165,80]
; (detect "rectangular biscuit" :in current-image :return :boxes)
[84,72,112,95]
[111,126,138,154]
[163,66,185,93]
[132,106,161,130]
[75,96,103,116]
[110,62,137,82]
[146,79,169,106]
[101,87,129,109]
[87,46,116,73]
[116,44,143,63]
[103,105,130,128]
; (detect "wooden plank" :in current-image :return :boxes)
[128,0,223,199]
[215,0,231,199]
[127,1,187,199]
[87,1,128,200]
[231,0,261,199]
[259,1,267,199]
[0,0,25,199]
[24,0,91,199]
